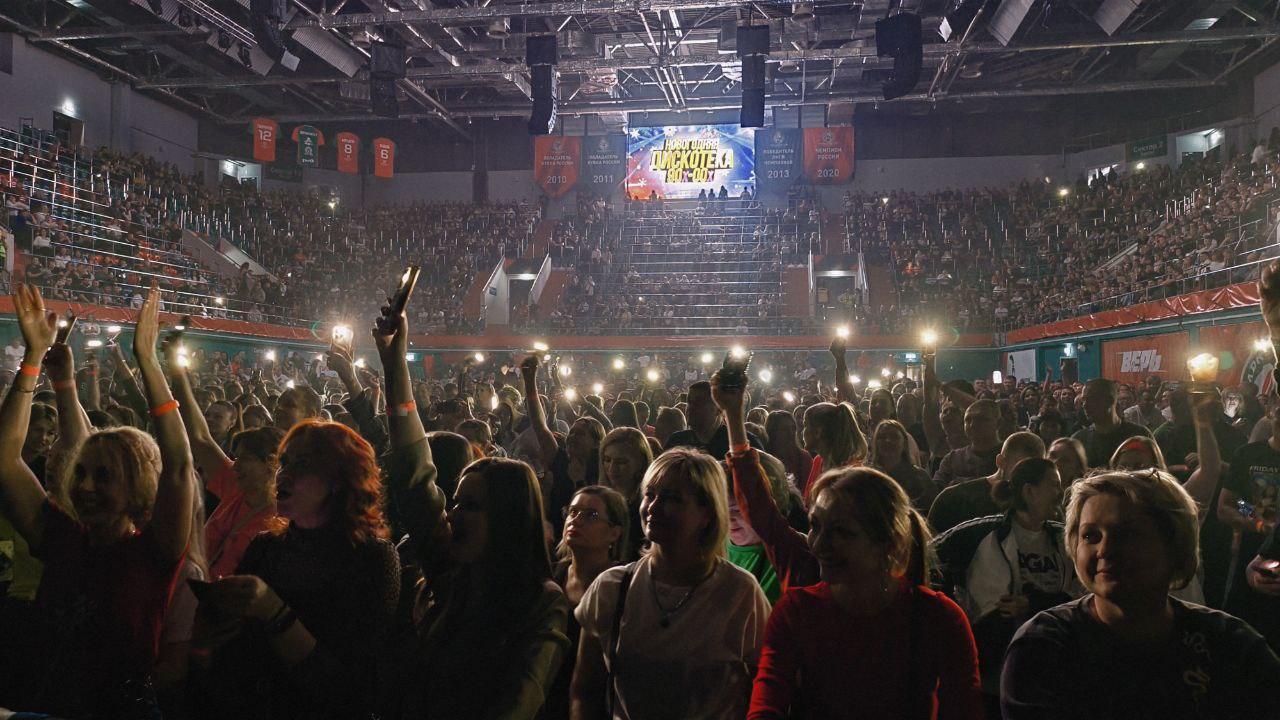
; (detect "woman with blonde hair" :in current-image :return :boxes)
[599,426,653,559]
[571,448,771,720]
[1001,470,1280,718]
[801,401,867,500]
[0,285,196,717]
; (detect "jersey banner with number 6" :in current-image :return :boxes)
[533,136,582,198]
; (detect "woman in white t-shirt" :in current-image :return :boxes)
[571,448,771,720]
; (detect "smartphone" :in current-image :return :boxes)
[1259,559,1280,579]
[165,316,190,346]
[55,312,78,345]
[330,325,354,354]
[719,349,753,390]
[376,265,421,335]
[187,578,213,601]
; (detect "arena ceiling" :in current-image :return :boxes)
[4,0,1280,139]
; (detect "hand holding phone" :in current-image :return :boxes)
[376,265,421,335]
[55,312,78,345]
[718,350,753,391]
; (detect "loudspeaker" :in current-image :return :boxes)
[370,40,406,80]
[526,34,558,67]
[736,25,769,57]
[527,64,558,135]
[1059,357,1079,385]
[741,55,766,89]
[249,0,286,60]
[371,77,399,118]
[876,13,922,100]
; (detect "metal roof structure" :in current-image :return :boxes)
[4,0,1280,138]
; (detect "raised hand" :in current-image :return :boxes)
[520,354,540,382]
[829,336,847,359]
[371,304,408,360]
[12,284,57,361]
[710,369,747,418]
[43,343,74,383]
[133,285,162,365]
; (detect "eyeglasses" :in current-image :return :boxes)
[563,506,612,524]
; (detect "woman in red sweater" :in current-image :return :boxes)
[712,374,984,720]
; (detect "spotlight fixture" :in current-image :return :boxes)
[238,44,253,67]
[217,31,233,50]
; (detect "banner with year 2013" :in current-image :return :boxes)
[533,136,581,198]
[581,135,626,196]
[803,127,854,184]
[756,128,801,192]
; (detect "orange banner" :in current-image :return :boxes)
[1101,332,1189,384]
[802,127,854,184]
[251,118,278,163]
[1197,322,1275,393]
[1006,281,1262,343]
[335,131,359,174]
[533,136,580,198]
[372,137,396,179]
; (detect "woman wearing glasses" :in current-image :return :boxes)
[545,486,629,720]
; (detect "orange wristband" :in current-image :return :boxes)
[394,400,417,417]
[730,442,751,454]
[52,379,75,391]
[18,364,39,378]
[150,400,180,418]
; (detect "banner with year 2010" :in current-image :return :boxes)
[533,136,581,198]
[756,128,800,192]
[803,127,854,184]
[581,135,626,196]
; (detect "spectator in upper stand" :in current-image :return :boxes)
[929,432,1046,535]
[1070,379,1152,469]
[1122,389,1163,430]
[933,400,1002,491]
[665,381,763,458]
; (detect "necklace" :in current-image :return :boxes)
[649,561,714,628]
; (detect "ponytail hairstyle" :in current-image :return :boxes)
[992,457,1057,512]
[810,466,932,586]
[804,402,868,469]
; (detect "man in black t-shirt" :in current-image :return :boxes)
[1070,378,1151,469]
[664,381,763,457]
[1220,427,1280,628]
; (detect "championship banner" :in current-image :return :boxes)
[533,136,581,198]
[802,127,854,184]
[372,137,396,178]
[335,132,359,174]
[1101,332,1189,384]
[581,135,625,195]
[1197,322,1275,394]
[251,118,278,163]
[756,128,800,192]
[291,125,324,167]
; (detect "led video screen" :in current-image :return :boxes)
[625,125,755,199]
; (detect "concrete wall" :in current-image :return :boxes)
[0,34,199,171]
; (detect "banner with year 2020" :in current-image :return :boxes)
[803,127,854,184]
[533,136,581,198]
[756,128,800,192]
[581,135,626,196]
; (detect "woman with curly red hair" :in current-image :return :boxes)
[194,419,400,719]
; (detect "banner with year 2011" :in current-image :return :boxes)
[533,136,581,198]
[803,127,854,184]
[756,128,800,192]
[581,135,626,196]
